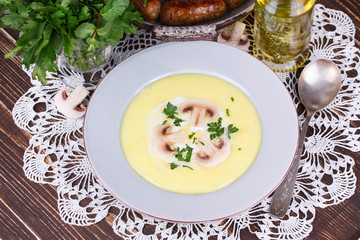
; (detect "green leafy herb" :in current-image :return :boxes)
[174,145,193,162]
[183,165,193,170]
[162,102,184,127]
[169,163,193,170]
[192,137,197,144]
[207,117,225,140]
[173,117,184,127]
[231,97,234,102]
[227,124,239,139]
[0,0,143,85]
[226,108,230,117]
[170,163,178,170]
[199,141,205,145]
[188,132,195,139]
[163,102,178,119]
[238,148,242,151]
[162,120,167,125]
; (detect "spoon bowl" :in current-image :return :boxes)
[299,59,342,112]
[269,59,342,218]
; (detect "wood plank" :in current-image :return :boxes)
[0,199,38,240]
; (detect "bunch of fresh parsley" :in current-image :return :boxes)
[0,0,143,84]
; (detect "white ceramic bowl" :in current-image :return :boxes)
[84,41,299,222]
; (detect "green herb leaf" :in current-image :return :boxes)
[79,6,91,22]
[67,15,79,30]
[207,117,225,140]
[226,108,230,117]
[1,13,27,29]
[188,132,195,139]
[199,141,205,145]
[185,145,193,162]
[170,163,193,170]
[32,63,47,85]
[75,22,96,39]
[60,0,71,8]
[101,0,129,22]
[227,124,239,139]
[162,120,167,125]
[29,2,57,13]
[173,117,183,127]
[163,102,184,126]
[163,102,178,119]
[61,32,77,57]
[34,25,53,56]
[20,20,39,32]
[174,145,193,162]
[183,165,193,170]
[231,97,234,102]
[170,163,178,170]
[4,45,23,59]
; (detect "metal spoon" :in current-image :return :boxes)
[269,59,342,218]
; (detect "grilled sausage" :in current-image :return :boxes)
[160,0,227,26]
[131,0,161,21]
[223,0,245,9]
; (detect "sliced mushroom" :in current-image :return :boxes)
[151,124,186,156]
[180,98,220,127]
[195,135,230,168]
[54,86,89,119]
[217,21,250,51]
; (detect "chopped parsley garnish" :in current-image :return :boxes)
[169,163,193,170]
[238,148,242,151]
[228,124,239,139]
[231,97,234,102]
[183,165,194,170]
[163,102,178,119]
[199,141,205,145]
[226,109,230,117]
[173,118,184,127]
[174,145,193,162]
[188,132,196,139]
[170,163,178,170]
[162,102,184,127]
[189,132,198,143]
[162,120,167,125]
[207,117,225,140]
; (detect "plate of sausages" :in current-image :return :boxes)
[131,0,254,40]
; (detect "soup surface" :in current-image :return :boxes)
[120,73,262,194]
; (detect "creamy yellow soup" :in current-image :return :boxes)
[120,74,262,194]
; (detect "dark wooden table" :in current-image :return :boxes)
[1,0,360,239]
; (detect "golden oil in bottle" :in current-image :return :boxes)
[253,0,315,72]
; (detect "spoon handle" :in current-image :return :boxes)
[269,111,314,218]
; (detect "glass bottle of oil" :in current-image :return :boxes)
[253,0,315,72]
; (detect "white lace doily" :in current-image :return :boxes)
[12,4,359,239]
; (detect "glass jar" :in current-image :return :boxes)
[59,39,113,89]
[253,0,315,72]
[63,39,112,73]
